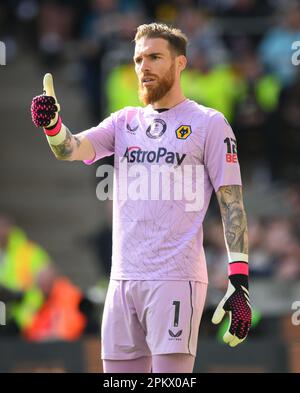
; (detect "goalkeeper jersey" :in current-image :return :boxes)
[82,99,242,283]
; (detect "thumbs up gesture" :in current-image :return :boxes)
[31,73,60,129]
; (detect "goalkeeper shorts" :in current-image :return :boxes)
[101,280,207,360]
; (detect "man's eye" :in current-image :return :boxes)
[135,58,142,64]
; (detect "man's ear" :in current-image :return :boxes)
[177,55,187,72]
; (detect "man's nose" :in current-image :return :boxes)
[140,59,150,73]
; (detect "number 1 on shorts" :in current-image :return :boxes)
[172,301,180,327]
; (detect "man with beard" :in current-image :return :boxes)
[31,23,251,373]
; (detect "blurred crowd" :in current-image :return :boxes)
[1,0,300,340]
[1,0,300,180]
[0,214,98,340]
[205,185,300,290]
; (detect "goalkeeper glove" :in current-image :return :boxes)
[31,73,67,144]
[212,261,251,347]
[31,73,62,131]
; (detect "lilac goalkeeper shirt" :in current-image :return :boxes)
[82,99,242,283]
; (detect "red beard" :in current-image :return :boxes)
[138,63,175,105]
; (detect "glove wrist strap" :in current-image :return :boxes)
[228,261,249,276]
[44,116,62,136]
[44,117,67,146]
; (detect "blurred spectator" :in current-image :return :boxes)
[119,0,143,12]
[270,70,300,180]
[80,0,144,120]
[106,63,140,112]
[15,0,39,51]
[177,7,229,67]
[102,10,144,114]
[37,0,77,69]
[222,0,272,18]
[204,213,300,291]
[24,276,87,341]
[247,218,273,277]
[79,0,120,120]
[285,183,300,228]
[231,48,281,168]
[0,214,89,340]
[264,217,300,281]
[259,1,300,86]
[181,49,240,122]
[217,0,274,53]
[0,1,22,62]
[141,0,198,23]
[0,214,55,335]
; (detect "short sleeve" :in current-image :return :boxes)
[81,113,116,164]
[204,112,242,192]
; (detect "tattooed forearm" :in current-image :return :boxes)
[74,136,81,148]
[50,127,81,160]
[216,185,248,254]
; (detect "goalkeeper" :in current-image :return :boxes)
[31,23,251,373]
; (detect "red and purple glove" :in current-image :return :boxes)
[31,95,58,128]
[31,73,61,131]
[212,261,251,347]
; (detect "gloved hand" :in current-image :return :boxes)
[31,73,61,129]
[212,269,251,347]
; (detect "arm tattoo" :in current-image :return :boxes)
[51,128,81,160]
[216,185,248,254]
[74,136,81,148]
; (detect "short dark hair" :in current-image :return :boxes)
[134,23,188,56]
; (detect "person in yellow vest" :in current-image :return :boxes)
[106,63,140,114]
[0,214,55,336]
[180,50,242,123]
